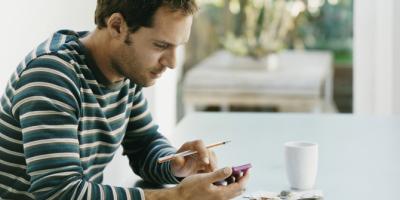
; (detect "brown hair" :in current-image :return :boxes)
[95,0,198,33]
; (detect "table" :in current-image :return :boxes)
[169,113,400,199]
[104,113,400,199]
[183,50,335,113]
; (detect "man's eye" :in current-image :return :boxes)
[154,43,168,49]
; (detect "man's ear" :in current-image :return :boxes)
[106,13,128,39]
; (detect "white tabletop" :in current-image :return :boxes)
[169,112,400,199]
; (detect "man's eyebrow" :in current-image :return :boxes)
[152,39,187,46]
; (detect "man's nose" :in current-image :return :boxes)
[160,48,177,69]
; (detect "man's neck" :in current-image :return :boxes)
[80,29,124,84]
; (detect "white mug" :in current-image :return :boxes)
[284,141,318,190]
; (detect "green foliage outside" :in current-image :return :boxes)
[195,0,353,65]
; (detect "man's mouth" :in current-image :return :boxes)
[150,68,166,79]
[150,71,163,79]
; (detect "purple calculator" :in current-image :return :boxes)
[232,163,252,176]
[214,163,252,185]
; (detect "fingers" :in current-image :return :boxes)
[190,140,210,165]
[171,155,185,171]
[178,140,213,166]
[223,170,250,199]
[171,140,216,177]
[205,167,232,183]
[237,169,250,184]
[207,151,218,172]
[178,168,249,200]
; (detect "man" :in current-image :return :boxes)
[0,0,249,199]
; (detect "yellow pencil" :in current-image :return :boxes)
[157,140,231,163]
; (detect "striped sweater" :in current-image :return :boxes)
[0,30,179,200]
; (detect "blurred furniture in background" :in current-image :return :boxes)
[183,50,336,113]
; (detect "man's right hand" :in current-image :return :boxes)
[144,167,250,200]
[175,167,250,200]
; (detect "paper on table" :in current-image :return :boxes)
[242,190,323,200]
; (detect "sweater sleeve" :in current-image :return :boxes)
[121,88,180,185]
[11,55,144,200]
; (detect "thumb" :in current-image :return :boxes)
[171,156,185,172]
[173,156,185,167]
[205,167,232,183]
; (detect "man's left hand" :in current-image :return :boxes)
[171,140,217,178]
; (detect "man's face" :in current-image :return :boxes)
[110,7,193,87]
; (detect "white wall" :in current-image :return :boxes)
[394,0,400,112]
[354,0,400,114]
[0,1,97,94]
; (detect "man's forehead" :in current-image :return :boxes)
[149,9,193,45]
